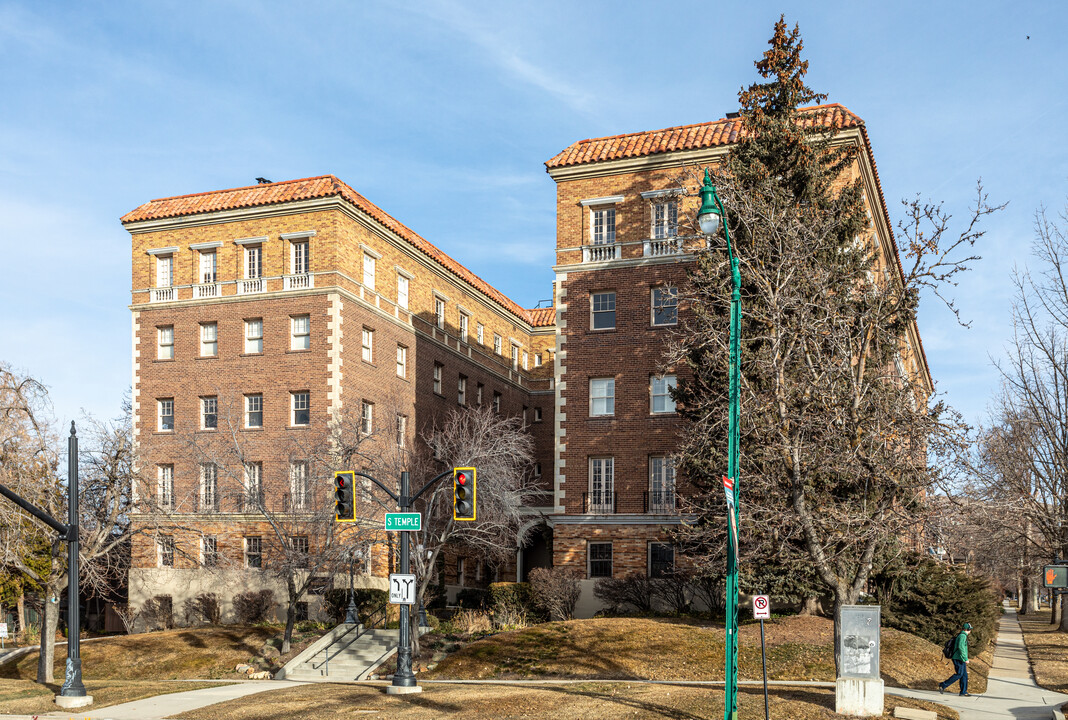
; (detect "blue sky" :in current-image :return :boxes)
[1,0,1065,432]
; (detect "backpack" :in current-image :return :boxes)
[942,633,956,659]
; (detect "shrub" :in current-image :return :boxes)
[489,582,532,612]
[456,588,491,609]
[529,567,582,620]
[183,593,221,626]
[871,551,1001,653]
[594,573,655,614]
[233,590,275,625]
[653,571,692,614]
[453,609,492,634]
[322,588,388,624]
[689,573,726,615]
[141,595,174,630]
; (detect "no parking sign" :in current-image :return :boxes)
[752,595,771,620]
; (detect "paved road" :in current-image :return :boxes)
[886,605,1068,719]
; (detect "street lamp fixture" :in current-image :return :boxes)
[699,168,741,720]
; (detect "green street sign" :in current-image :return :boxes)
[384,512,422,532]
[1044,565,1068,589]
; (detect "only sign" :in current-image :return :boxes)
[752,594,771,620]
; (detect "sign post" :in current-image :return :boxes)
[0,622,7,649]
[752,596,771,720]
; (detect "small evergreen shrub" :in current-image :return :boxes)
[233,590,275,625]
[871,552,1000,653]
[456,588,491,609]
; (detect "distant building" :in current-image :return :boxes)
[123,104,930,621]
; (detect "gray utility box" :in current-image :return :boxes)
[836,605,883,717]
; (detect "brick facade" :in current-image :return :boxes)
[126,106,930,619]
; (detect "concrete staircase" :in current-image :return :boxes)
[278,622,431,682]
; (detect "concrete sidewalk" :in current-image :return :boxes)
[886,605,1068,719]
[0,680,304,720]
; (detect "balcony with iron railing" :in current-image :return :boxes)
[580,489,679,515]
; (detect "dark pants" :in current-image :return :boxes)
[940,659,968,694]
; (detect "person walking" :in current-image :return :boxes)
[939,622,973,696]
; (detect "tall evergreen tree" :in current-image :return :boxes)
[671,17,992,669]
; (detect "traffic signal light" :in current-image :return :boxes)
[453,467,476,521]
[334,471,355,522]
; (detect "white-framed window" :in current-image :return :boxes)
[511,345,519,370]
[435,298,445,330]
[589,457,614,513]
[493,334,502,355]
[649,456,676,513]
[200,322,217,357]
[245,536,262,568]
[158,398,174,432]
[201,536,218,567]
[361,400,373,435]
[648,543,675,578]
[591,292,616,330]
[245,319,263,354]
[651,287,678,326]
[476,383,484,406]
[199,250,217,283]
[534,407,543,422]
[157,464,173,508]
[156,255,173,288]
[291,315,310,350]
[588,541,612,578]
[292,391,310,426]
[159,537,175,568]
[244,462,262,511]
[245,245,262,279]
[201,396,218,430]
[396,414,407,448]
[200,463,218,511]
[652,200,679,239]
[290,461,308,511]
[493,391,501,413]
[157,326,174,360]
[650,374,677,414]
[291,241,309,275]
[433,363,443,394]
[522,351,529,370]
[362,327,374,363]
[459,313,469,343]
[245,394,262,428]
[534,353,542,367]
[458,375,467,405]
[363,252,376,289]
[592,207,616,245]
[590,377,615,416]
[396,344,407,378]
[396,273,409,310]
[477,323,485,345]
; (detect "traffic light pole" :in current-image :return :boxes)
[391,471,418,690]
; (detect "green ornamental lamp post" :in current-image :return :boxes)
[698,169,741,720]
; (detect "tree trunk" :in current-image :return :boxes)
[798,596,819,616]
[1031,585,1041,613]
[1052,589,1060,625]
[16,593,25,638]
[281,577,297,655]
[37,592,58,684]
[1060,594,1068,633]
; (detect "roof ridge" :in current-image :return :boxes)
[146,175,339,204]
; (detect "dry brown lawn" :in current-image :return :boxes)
[0,626,277,682]
[423,615,989,693]
[176,681,957,720]
[1017,609,1068,693]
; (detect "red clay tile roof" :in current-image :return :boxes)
[544,104,863,169]
[528,307,556,327]
[121,175,540,325]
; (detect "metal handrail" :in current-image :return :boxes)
[314,602,389,674]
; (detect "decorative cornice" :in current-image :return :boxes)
[233,236,268,246]
[145,246,179,256]
[579,195,624,207]
[189,241,223,251]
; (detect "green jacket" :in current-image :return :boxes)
[952,631,969,661]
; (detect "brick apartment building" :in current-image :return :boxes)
[124,103,930,620]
